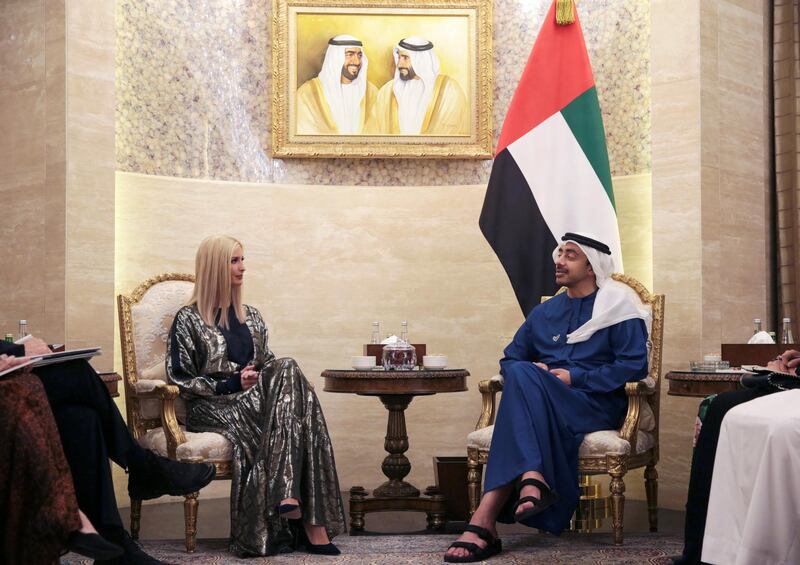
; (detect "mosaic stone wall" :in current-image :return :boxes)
[116,0,650,185]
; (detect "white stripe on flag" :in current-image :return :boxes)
[507,111,623,272]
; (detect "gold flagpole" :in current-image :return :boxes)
[556,0,576,25]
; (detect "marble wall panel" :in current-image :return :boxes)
[717,0,768,342]
[651,0,704,509]
[614,173,653,291]
[115,0,650,185]
[0,0,48,338]
[44,0,67,342]
[64,0,116,367]
[651,0,700,84]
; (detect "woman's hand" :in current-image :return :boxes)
[23,336,51,356]
[240,365,260,390]
[0,354,30,373]
[768,350,800,374]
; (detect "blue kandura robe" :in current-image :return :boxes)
[485,290,648,534]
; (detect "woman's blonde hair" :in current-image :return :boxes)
[189,235,245,329]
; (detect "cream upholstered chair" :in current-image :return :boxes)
[117,273,233,553]
[465,274,664,545]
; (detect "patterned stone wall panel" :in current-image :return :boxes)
[116,0,649,185]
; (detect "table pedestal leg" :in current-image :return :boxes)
[349,486,367,534]
[374,394,419,498]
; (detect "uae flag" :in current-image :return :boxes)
[479,0,622,316]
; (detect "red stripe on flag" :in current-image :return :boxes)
[496,1,595,155]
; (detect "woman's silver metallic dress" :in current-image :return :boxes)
[166,304,346,556]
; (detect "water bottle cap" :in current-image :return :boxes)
[754,318,761,323]
[783,317,791,323]
[19,320,26,324]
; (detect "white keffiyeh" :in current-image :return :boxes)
[552,233,651,344]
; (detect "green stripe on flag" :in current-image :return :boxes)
[560,87,615,209]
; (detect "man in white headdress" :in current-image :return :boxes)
[374,37,469,135]
[444,232,650,562]
[296,35,378,135]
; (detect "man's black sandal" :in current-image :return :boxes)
[443,524,502,563]
[513,478,559,522]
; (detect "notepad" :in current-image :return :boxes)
[0,347,101,378]
[0,359,34,378]
[30,347,102,367]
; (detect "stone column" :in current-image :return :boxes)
[651,0,769,509]
[0,0,115,370]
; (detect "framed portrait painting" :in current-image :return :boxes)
[271,0,493,158]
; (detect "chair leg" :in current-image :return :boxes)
[130,499,142,540]
[609,469,626,545]
[466,455,483,517]
[644,462,658,532]
[184,492,199,553]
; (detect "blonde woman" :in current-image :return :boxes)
[166,235,346,557]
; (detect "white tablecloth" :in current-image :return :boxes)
[702,389,800,565]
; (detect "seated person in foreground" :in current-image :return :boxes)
[674,349,800,565]
[0,338,216,565]
[445,233,650,563]
[166,235,346,557]
[0,356,121,564]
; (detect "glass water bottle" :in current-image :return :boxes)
[781,318,794,344]
[400,321,409,343]
[18,319,28,340]
[371,321,380,344]
[753,318,762,335]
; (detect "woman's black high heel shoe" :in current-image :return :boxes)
[289,519,341,555]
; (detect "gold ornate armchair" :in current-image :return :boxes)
[465,274,664,545]
[117,273,233,552]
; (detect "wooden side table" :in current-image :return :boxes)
[665,370,743,397]
[322,368,468,534]
[99,372,122,397]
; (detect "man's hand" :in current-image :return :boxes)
[23,336,51,357]
[533,362,549,371]
[550,368,571,385]
[240,365,259,390]
[0,354,31,373]
[767,350,800,375]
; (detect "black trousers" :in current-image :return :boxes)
[679,385,774,564]
[36,360,144,536]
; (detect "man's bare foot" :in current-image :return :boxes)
[444,517,497,560]
[514,471,546,519]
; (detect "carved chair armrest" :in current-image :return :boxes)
[135,383,187,459]
[618,380,654,454]
[475,376,505,431]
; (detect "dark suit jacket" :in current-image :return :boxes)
[0,341,24,357]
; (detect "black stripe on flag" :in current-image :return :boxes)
[479,148,559,316]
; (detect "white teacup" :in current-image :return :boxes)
[352,355,376,370]
[423,354,448,369]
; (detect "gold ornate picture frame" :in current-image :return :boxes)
[271,0,493,159]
